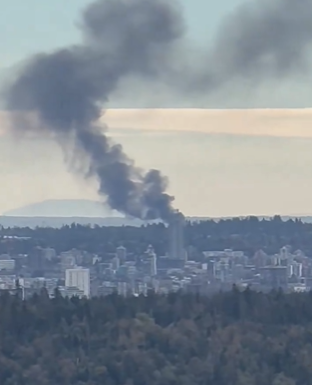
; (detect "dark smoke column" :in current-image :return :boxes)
[3,0,185,220]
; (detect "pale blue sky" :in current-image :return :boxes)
[0,0,244,69]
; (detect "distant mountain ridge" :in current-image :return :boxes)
[3,199,122,218]
[3,199,312,228]
[0,216,146,228]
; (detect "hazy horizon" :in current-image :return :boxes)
[0,108,312,218]
[4,197,312,219]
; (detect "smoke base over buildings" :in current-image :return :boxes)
[3,0,312,220]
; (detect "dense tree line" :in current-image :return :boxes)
[0,216,312,258]
[1,288,312,384]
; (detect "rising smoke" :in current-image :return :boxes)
[4,0,183,220]
[3,0,312,220]
[208,0,312,82]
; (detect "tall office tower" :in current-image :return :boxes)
[112,255,120,271]
[145,245,157,276]
[168,210,186,261]
[116,246,127,264]
[65,267,90,298]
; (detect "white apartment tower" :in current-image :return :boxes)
[116,246,127,264]
[145,245,157,276]
[65,268,90,298]
[168,210,186,260]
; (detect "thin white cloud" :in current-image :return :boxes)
[103,108,312,138]
[1,108,312,138]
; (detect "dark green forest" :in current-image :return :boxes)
[1,288,312,384]
[0,216,311,258]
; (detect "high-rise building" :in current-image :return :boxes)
[116,246,127,264]
[65,268,90,298]
[112,256,120,271]
[168,210,186,261]
[144,245,157,276]
[0,259,15,271]
[28,247,46,276]
[43,248,57,261]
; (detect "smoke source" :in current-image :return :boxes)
[4,0,312,219]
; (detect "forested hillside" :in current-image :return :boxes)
[1,216,312,258]
[0,288,312,384]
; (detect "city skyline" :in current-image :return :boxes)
[1,1,312,383]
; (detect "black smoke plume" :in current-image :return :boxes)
[208,0,312,83]
[4,0,184,220]
[181,0,312,96]
[4,0,312,219]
